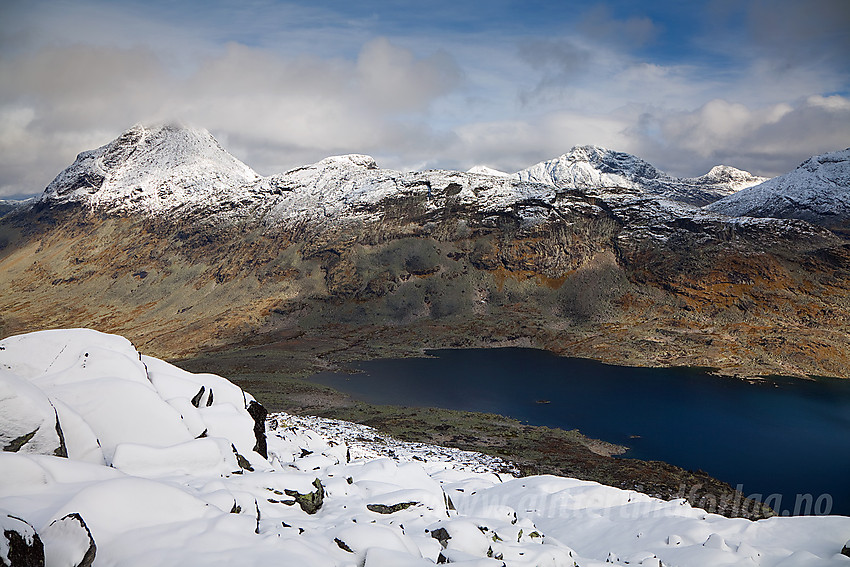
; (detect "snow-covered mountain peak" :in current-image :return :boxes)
[40,123,260,213]
[799,147,850,171]
[467,165,510,177]
[566,144,651,168]
[283,154,379,176]
[516,145,667,189]
[706,148,850,227]
[514,145,651,186]
[321,154,379,170]
[699,165,767,187]
[514,145,763,206]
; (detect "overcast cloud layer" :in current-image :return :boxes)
[1,0,849,199]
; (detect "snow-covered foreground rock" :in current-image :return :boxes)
[1,330,849,566]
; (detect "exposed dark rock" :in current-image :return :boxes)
[284,479,324,515]
[231,444,254,472]
[366,502,418,514]
[190,386,205,408]
[246,400,268,458]
[3,428,38,452]
[842,540,850,558]
[254,500,260,534]
[334,538,353,553]
[2,514,44,567]
[52,407,67,458]
[429,527,451,548]
[444,493,456,512]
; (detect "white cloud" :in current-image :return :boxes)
[0,37,462,196]
[626,95,850,176]
[0,0,848,197]
[356,38,462,112]
[450,112,633,174]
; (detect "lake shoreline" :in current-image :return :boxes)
[175,344,779,520]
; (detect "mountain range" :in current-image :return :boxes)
[1,123,848,379]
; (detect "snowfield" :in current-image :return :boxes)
[1,329,849,566]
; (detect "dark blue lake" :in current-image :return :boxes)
[306,347,850,516]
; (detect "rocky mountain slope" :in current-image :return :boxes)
[3,329,849,566]
[1,124,849,380]
[707,148,850,229]
[0,198,33,217]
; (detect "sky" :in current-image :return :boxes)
[1,0,849,199]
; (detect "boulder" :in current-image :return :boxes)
[42,513,96,567]
[1,513,44,567]
[246,400,268,459]
[0,371,66,457]
[284,479,324,515]
[367,502,418,514]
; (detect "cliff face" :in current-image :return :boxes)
[1,124,848,379]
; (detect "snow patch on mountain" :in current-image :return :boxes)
[2,329,849,566]
[514,145,767,206]
[706,148,850,227]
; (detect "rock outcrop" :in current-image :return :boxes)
[1,513,44,567]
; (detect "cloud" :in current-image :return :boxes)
[578,4,659,48]
[744,0,850,70]
[518,39,592,82]
[0,0,848,198]
[626,95,850,176]
[0,37,462,197]
[698,0,850,101]
[356,38,462,112]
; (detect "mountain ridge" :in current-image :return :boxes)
[707,147,850,228]
[21,124,850,233]
[1,124,849,381]
[514,144,767,207]
[38,123,766,220]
